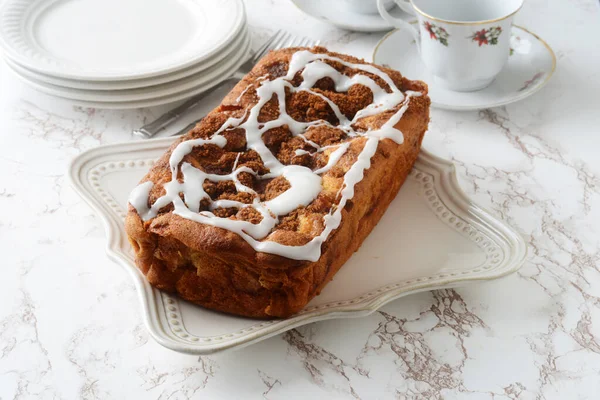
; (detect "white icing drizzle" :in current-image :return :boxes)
[128,50,421,262]
[128,181,154,220]
[294,149,310,156]
[313,143,350,175]
[235,74,269,103]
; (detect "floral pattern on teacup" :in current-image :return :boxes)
[423,21,450,47]
[469,26,503,46]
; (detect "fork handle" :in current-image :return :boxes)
[133,76,238,138]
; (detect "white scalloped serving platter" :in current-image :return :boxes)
[68,137,527,354]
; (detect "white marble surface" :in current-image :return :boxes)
[1,0,600,398]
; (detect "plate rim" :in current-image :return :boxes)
[5,31,251,102]
[11,40,251,109]
[0,0,246,81]
[3,25,250,91]
[372,24,557,111]
[68,137,528,354]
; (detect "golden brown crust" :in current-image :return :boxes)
[125,47,430,318]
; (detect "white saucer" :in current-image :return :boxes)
[291,0,406,32]
[373,25,556,110]
[0,0,245,80]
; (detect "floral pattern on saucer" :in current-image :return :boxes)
[469,26,503,46]
[518,72,545,91]
[423,22,450,46]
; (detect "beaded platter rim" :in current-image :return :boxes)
[68,137,527,355]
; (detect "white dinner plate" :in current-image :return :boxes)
[373,24,556,111]
[42,49,248,109]
[3,25,249,91]
[69,137,527,354]
[5,30,251,103]
[291,0,406,32]
[0,0,245,80]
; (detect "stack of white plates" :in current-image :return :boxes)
[0,0,249,108]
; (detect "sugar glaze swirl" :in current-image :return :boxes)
[129,50,420,261]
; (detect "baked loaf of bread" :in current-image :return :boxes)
[126,47,430,318]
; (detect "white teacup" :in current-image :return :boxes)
[377,0,523,92]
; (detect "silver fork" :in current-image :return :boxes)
[134,31,320,139]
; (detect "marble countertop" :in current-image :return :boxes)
[2,0,600,398]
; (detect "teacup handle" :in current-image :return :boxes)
[377,0,421,52]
